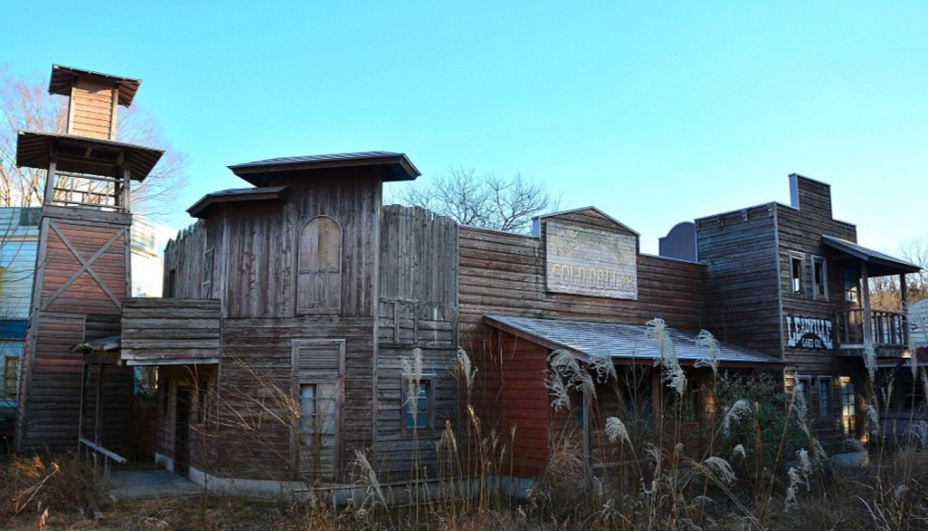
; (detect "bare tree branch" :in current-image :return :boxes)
[395,167,560,233]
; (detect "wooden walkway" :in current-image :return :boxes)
[108,470,200,500]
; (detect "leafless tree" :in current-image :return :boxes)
[869,237,928,311]
[396,167,560,233]
[0,64,189,219]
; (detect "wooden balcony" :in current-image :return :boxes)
[120,298,221,366]
[834,308,908,352]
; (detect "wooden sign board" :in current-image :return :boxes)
[544,220,637,300]
[786,315,834,350]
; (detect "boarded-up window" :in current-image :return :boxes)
[298,217,341,314]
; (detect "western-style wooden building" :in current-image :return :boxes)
[11,64,921,495]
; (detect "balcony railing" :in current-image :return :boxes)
[834,309,908,350]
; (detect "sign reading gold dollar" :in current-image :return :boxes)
[545,221,638,300]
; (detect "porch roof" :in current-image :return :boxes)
[822,235,921,276]
[484,315,784,368]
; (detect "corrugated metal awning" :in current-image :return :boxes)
[822,235,920,276]
[484,315,784,368]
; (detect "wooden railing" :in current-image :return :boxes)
[834,309,908,349]
[79,437,127,485]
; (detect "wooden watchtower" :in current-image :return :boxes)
[14,65,163,451]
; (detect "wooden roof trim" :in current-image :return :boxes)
[187,186,289,218]
[822,235,921,274]
[534,206,640,236]
[49,64,141,107]
[228,152,421,185]
[16,130,163,181]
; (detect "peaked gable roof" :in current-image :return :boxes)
[534,206,639,236]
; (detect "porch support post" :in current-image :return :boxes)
[862,262,873,349]
[900,273,909,346]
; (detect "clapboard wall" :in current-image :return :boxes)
[696,204,783,354]
[458,208,705,343]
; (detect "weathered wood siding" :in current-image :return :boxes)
[67,78,118,140]
[375,205,459,478]
[16,209,133,451]
[458,208,705,343]
[121,298,221,365]
[696,205,782,354]
[473,329,550,478]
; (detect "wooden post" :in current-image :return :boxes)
[862,262,872,349]
[94,358,106,447]
[44,144,58,202]
[900,273,909,346]
[582,381,591,469]
[77,353,90,451]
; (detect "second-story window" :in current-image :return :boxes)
[298,216,341,314]
[812,256,828,301]
[790,254,804,295]
[843,266,859,303]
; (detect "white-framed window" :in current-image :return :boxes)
[817,376,833,418]
[812,256,828,301]
[790,253,805,296]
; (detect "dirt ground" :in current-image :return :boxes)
[5,496,298,531]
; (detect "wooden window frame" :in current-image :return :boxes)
[789,252,806,297]
[811,255,828,301]
[817,376,833,418]
[840,377,856,437]
[843,266,860,304]
[402,374,436,436]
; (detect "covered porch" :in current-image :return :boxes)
[822,236,921,355]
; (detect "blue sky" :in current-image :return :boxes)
[2,1,926,254]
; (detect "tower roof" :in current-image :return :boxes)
[228,151,420,186]
[16,131,163,182]
[48,64,141,107]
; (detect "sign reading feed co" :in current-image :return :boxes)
[545,221,638,300]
